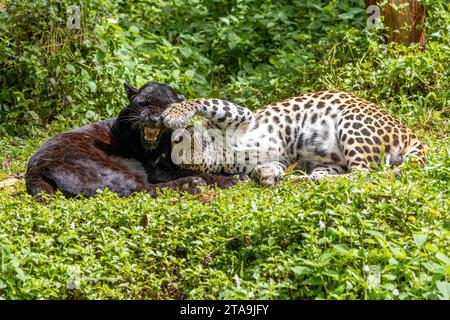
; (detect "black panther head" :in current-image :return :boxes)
[113,82,185,156]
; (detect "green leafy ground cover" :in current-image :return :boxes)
[0,0,449,299]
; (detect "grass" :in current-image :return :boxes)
[1,114,449,300]
[1,0,449,300]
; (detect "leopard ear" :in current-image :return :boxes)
[124,83,138,101]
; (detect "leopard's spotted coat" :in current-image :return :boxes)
[162,91,425,186]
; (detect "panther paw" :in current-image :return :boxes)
[215,176,239,189]
[234,173,250,182]
[181,177,207,195]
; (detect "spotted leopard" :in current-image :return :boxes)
[162,91,425,186]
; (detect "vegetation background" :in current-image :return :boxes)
[0,0,449,299]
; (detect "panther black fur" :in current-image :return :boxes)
[25,83,238,197]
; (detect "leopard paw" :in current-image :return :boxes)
[251,164,284,186]
[162,104,194,129]
[309,170,331,181]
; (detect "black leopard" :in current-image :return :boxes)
[25,83,239,197]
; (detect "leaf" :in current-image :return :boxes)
[129,25,139,35]
[1,244,10,256]
[16,268,28,282]
[172,70,180,78]
[284,162,298,173]
[179,47,193,58]
[85,110,97,119]
[382,273,397,281]
[307,20,323,30]
[88,81,97,93]
[317,251,332,266]
[423,262,446,275]
[28,111,39,120]
[66,63,75,73]
[436,281,450,300]
[412,233,428,247]
[291,266,312,275]
[185,69,195,78]
[106,103,115,116]
[339,12,355,20]
[333,244,350,253]
[301,277,323,285]
[227,31,241,50]
[322,270,340,280]
[436,252,450,265]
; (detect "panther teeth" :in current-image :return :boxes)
[144,126,161,141]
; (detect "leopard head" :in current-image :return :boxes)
[114,82,185,155]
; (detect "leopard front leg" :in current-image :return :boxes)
[162,98,254,130]
[251,162,286,186]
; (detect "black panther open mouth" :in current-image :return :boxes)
[142,125,163,150]
[143,126,161,142]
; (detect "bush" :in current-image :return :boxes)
[2,0,447,136]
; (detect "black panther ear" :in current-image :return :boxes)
[124,83,138,101]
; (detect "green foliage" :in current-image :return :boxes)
[0,0,449,299]
[0,135,449,299]
[2,0,448,135]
